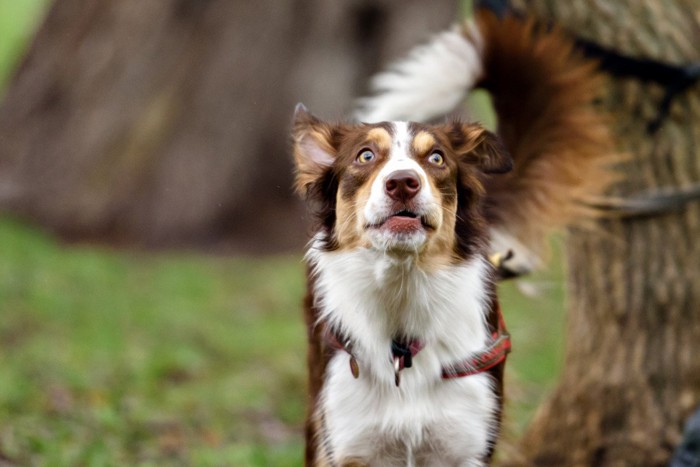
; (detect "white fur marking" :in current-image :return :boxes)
[355,24,484,123]
[308,245,496,465]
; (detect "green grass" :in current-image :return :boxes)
[0,218,566,464]
[0,0,51,93]
[0,218,307,466]
[498,242,568,436]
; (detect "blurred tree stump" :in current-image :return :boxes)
[0,0,457,252]
[508,0,700,465]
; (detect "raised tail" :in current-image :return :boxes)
[354,22,485,123]
[354,8,616,274]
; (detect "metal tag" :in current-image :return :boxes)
[393,356,401,387]
[349,355,360,379]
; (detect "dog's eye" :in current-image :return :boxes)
[428,151,444,166]
[356,149,375,164]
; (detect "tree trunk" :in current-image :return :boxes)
[509,0,700,465]
[0,0,457,252]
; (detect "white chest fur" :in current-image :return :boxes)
[308,246,498,466]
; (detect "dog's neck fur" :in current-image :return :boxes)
[307,241,499,465]
[307,240,493,386]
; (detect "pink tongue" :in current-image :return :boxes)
[383,216,422,234]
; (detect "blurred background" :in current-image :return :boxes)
[0,1,566,465]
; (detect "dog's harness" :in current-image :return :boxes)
[441,304,511,379]
[324,302,511,387]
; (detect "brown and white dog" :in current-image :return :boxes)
[293,8,614,466]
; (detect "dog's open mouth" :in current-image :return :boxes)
[393,209,418,219]
[372,209,433,234]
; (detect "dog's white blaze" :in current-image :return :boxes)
[308,245,496,465]
[364,122,425,222]
[364,122,442,251]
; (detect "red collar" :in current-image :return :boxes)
[442,302,511,379]
[324,303,511,386]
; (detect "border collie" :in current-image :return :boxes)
[293,8,614,466]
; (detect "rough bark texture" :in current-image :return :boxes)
[509,1,700,465]
[0,0,457,252]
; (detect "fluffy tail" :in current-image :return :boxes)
[354,8,616,273]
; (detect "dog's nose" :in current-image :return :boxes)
[385,170,421,202]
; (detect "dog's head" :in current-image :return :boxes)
[292,104,511,262]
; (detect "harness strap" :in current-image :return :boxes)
[441,327,511,378]
[322,302,511,382]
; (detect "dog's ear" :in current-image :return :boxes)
[292,104,338,197]
[446,122,512,174]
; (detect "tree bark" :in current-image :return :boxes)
[0,0,457,252]
[509,0,700,465]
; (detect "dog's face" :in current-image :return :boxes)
[293,105,511,262]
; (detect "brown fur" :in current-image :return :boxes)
[475,10,618,260]
[293,115,506,262]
